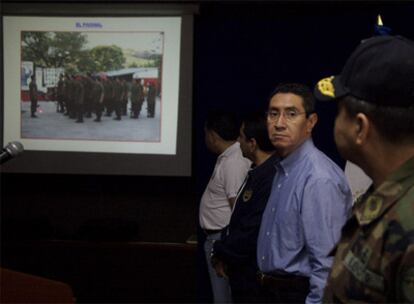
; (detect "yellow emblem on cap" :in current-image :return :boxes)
[242,189,253,202]
[317,76,335,97]
[377,14,383,26]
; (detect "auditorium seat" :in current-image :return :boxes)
[0,267,75,303]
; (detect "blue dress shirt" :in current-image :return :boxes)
[257,139,352,304]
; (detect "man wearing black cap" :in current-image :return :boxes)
[315,35,414,303]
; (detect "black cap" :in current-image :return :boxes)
[314,35,414,107]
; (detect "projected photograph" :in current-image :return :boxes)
[4,17,181,155]
[21,30,163,142]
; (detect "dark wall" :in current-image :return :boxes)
[194,1,414,192]
[1,174,196,242]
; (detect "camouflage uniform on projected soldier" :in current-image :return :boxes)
[130,78,144,119]
[29,74,38,118]
[113,77,123,121]
[92,76,104,122]
[147,81,156,118]
[314,35,414,303]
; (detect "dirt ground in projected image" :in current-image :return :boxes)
[21,98,161,142]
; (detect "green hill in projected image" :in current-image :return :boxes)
[124,48,156,68]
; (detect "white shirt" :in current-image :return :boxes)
[199,142,251,230]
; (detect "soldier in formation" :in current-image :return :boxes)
[74,75,85,123]
[130,78,145,119]
[52,74,158,123]
[146,81,156,118]
[56,74,65,113]
[113,77,123,121]
[121,78,129,116]
[91,76,104,122]
[29,74,38,118]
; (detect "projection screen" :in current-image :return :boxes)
[1,3,196,176]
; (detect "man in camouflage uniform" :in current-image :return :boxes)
[63,74,70,116]
[92,76,104,122]
[74,75,85,123]
[29,74,38,118]
[130,78,144,119]
[66,75,76,119]
[113,77,123,121]
[56,73,65,113]
[121,78,129,116]
[146,81,156,118]
[103,77,114,117]
[314,35,414,303]
[83,73,95,118]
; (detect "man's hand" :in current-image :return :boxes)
[212,257,228,278]
[228,197,236,210]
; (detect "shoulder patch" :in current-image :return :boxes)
[377,180,402,197]
[401,267,414,302]
[242,189,253,202]
[360,196,383,224]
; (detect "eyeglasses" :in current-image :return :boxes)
[266,109,306,122]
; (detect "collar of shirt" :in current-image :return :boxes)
[250,152,279,181]
[217,141,241,162]
[354,155,414,226]
[276,138,314,176]
[232,153,278,213]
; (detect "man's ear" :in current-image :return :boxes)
[210,130,221,143]
[306,113,318,133]
[250,138,258,153]
[355,113,370,145]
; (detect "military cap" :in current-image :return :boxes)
[314,35,414,107]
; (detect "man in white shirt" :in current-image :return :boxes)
[199,110,251,303]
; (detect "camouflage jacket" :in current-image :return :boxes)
[323,156,414,303]
[29,81,37,101]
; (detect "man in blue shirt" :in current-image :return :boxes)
[257,83,352,303]
[211,112,278,303]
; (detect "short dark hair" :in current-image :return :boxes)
[270,83,315,116]
[242,112,275,152]
[205,110,240,141]
[340,95,414,144]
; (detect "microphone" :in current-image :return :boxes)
[0,141,24,165]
